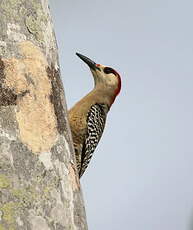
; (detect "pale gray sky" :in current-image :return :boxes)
[49,1,193,229]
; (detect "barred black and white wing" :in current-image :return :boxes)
[79,103,109,177]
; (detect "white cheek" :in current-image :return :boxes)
[105,74,118,86]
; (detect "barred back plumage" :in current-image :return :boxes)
[79,103,108,177]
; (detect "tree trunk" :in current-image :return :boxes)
[0,0,87,229]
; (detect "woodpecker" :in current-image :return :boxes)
[68,53,121,178]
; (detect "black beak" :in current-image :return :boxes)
[76,53,99,71]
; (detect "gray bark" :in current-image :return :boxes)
[0,0,87,229]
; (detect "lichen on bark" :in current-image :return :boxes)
[0,0,87,229]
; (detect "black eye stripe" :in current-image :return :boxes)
[103,67,115,74]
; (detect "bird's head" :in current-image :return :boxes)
[76,53,121,104]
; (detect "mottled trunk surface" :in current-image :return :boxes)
[0,0,87,229]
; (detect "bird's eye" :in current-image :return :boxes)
[104,67,115,74]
